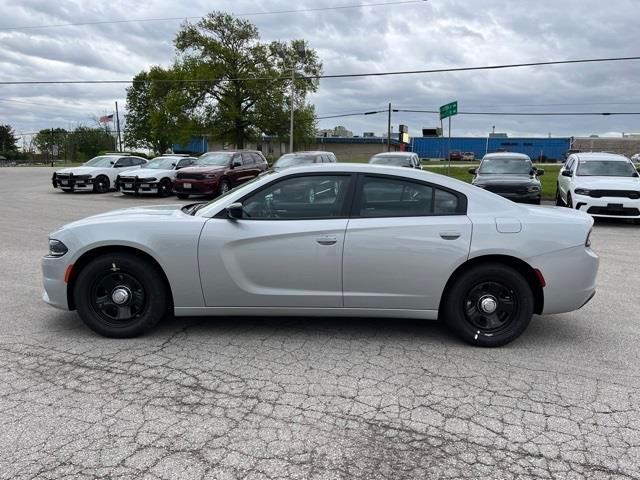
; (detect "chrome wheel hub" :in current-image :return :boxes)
[111,287,131,305]
[479,295,498,314]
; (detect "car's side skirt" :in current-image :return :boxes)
[174,307,438,320]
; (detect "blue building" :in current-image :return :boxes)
[172,137,208,154]
[410,137,571,161]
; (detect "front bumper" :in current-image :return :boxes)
[573,193,640,218]
[174,178,219,195]
[42,256,71,310]
[117,177,161,194]
[53,175,94,191]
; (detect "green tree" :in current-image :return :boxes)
[0,124,18,152]
[124,67,178,153]
[34,128,68,158]
[69,126,115,160]
[124,12,322,150]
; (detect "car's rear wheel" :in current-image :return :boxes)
[176,193,190,199]
[442,263,534,347]
[555,187,564,206]
[158,178,172,197]
[74,253,168,338]
[93,175,110,193]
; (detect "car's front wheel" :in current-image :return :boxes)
[93,175,110,193]
[158,178,173,197]
[73,253,168,338]
[442,263,534,347]
[555,187,564,206]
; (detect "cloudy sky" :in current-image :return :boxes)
[1,0,639,143]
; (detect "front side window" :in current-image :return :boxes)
[369,155,413,167]
[195,153,234,166]
[358,176,462,217]
[131,157,147,166]
[177,158,193,168]
[114,157,132,168]
[242,175,351,219]
[242,153,256,165]
[84,156,118,168]
[144,157,182,169]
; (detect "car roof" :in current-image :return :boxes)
[372,152,415,157]
[482,152,531,160]
[572,152,630,162]
[202,150,263,154]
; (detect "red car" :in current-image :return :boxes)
[173,150,268,199]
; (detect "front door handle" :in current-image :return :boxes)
[440,232,461,240]
[316,235,337,246]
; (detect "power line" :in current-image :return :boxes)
[396,109,640,116]
[1,55,638,86]
[0,1,427,32]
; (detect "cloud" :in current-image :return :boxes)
[0,0,639,139]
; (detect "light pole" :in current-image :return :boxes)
[281,43,306,154]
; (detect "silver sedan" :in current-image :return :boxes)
[42,164,599,347]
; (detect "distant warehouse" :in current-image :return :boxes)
[411,137,571,162]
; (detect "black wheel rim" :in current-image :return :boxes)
[90,271,147,326]
[463,281,519,334]
[160,180,171,196]
[96,178,108,193]
[221,182,229,194]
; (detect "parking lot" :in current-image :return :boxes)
[1,167,640,479]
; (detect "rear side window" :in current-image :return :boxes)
[130,157,146,166]
[251,153,265,164]
[242,153,255,165]
[357,176,464,217]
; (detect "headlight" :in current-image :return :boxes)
[527,186,541,193]
[141,177,157,182]
[48,239,68,257]
[76,174,93,180]
[585,228,592,248]
[574,188,590,196]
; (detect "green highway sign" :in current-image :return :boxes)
[440,101,458,120]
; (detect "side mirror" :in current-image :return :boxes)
[561,170,572,177]
[226,202,243,219]
[633,172,639,178]
[231,159,242,168]
[468,168,477,175]
[536,169,545,176]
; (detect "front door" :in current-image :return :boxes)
[198,173,354,308]
[343,174,472,310]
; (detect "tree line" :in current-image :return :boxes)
[123,12,322,153]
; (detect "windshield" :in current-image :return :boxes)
[370,156,412,167]
[194,153,233,166]
[274,154,316,169]
[143,157,181,169]
[84,156,117,168]
[577,160,637,177]
[478,158,532,174]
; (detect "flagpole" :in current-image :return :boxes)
[115,102,122,152]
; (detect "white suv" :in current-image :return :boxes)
[52,154,148,193]
[556,152,640,219]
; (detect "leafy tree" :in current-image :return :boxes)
[34,128,68,158]
[124,67,178,153]
[124,12,322,150]
[0,124,18,152]
[70,126,115,160]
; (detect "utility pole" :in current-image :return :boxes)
[115,101,122,152]
[289,68,295,153]
[387,102,391,152]
[447,116,452,176]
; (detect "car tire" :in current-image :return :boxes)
[176,193,190,200]
[566,192,573,209]
[73,252,168,338]
[93,175,110,194]
[442,263,534,347]
[555,187,564,206]
[158,178,173,197]
[219,180,231,196]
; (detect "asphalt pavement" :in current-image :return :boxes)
[1,167,639,479]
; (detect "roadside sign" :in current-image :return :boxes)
[440,101,458,120]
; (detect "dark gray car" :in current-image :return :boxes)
[470,153,544,204]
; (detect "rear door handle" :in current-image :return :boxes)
[440,232,461,240]
[316,235,337,246]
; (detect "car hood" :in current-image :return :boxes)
[573,176,640,190]
[178,165,226,174]
[474,174,539,185]
[55,166,106,175]
[57,205,186,231]
[118,168,174,178]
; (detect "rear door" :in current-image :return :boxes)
[558,156,575,202]
[198,173,354,308]
[343,174,472,310]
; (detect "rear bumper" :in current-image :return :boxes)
[174,178,219,195]
[529,245,599,315]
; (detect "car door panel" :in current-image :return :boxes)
[198,219,347,307]
[343,216,472,310]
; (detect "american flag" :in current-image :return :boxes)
[99,114,114,124]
